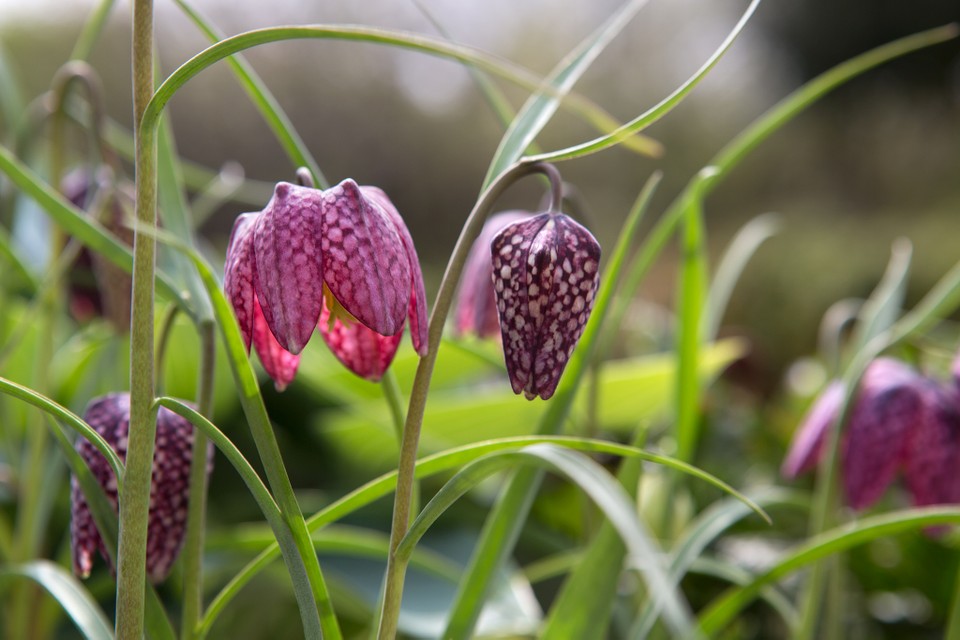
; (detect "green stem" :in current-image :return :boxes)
[375,161,562,639]
[115,0,156,637]
[381,369,419,517]
[946,562,960,640]
[180,321,215,639]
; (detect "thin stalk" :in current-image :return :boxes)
[381,369,419,517]
[375,161,563,639]
[946,562,960,640]
[115,0,156,637]
[180,321,215,639]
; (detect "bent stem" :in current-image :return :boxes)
[375,161,564,639]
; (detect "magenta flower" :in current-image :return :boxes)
[491,212,601,400]
[224,179,427,387]
[781,357,946,511]
[453,211,531,338]
[70,393,213,583]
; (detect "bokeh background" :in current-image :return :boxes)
[1,1,959,637]
[1,0,957,388]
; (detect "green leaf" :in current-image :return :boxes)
[482,0,655,187]
[0,144,194,318]
[399,444,696,637]
[698,506,960,635]
[170,0,328,188]
[524,0,761,163]
[0,561,113,640]
[849,239,912,359]
[704,213,780,341]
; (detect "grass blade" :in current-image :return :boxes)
[699,506,960,635]
[171,0,328,188]
[482,0,655,187]
[525,0,762,163]
[0,561,113,640]
[398,444,696,637]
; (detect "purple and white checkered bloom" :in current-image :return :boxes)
[224,179,427,386]
[453,211,531,339]
[491,212,601,400]
[70,393,213,583]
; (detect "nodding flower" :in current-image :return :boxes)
[489,211,601,400]
[70,393,213,583]
[782,357,960,513]
[224,179,427,387]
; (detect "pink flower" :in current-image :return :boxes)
[224,179,427,387]
[490,212,601,400]
[70,393,213,583]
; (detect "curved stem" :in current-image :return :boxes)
[115,1,156,637]
[295,166,315,188]
[375,161,560,639]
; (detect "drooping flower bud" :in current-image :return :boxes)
[491,212,601,400]
[224,179,427,388]
[61,169,134,331]
[453,211,531,338]
[70,393,213,583]
[781,380,844,479]
[903,382,960,508]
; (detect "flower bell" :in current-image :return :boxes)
[490,211,601,400]
[454,211,531,338]
[70,393,213,583]
[224,179,427,387]
[781,358,933,510]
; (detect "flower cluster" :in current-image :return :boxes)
[70,393,213,583]
[224,179,427,388]
[782,356,960,511]
[456,209,601,401]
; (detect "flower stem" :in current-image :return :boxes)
[115,0,156,637]
[376,161,562,639]
[180,320,215,639]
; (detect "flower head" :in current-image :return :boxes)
[70,393,213,583]
[491,212,601,400]
[224,179,427,387]
[453,211,531,338]
[781,357,935,510]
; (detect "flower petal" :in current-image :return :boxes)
[842,358,924,510]
[362,185,428,356]
[70,393,212,584]
[320,179,410,338]
[904,383,960,508]
[455,211,530,339]
[224,213,260,351]
[318,297,403,381]
[781,381,843,479]
[253,182,325,354]
[492,213,601,400]
[252,296,301,391]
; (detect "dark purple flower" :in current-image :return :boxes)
[903,382,960,508]
[61,169,134,331]
[781,358,931,510]
[491,212,601,400]
[70,393,213,583]
[454,211,531,338]
[224,179,427,386]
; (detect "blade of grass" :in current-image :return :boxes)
[197,434,764,637]
[703,213,780,341]
[699,506,960,635]
[0,561,113,640]
[482,0,656,187]
[0,144,193,317]
[71,0,117,62]
[397,444,697,638]
[170,0,328,188]
[524,0,762,163]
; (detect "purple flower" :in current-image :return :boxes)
[453,211,531,338]
[490,212,601,400]
[224,179,427,387]
[781,357,955,512]
[70,393,213,583]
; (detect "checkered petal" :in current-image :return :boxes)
[317,298,403,381]
[491,212,601,400]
